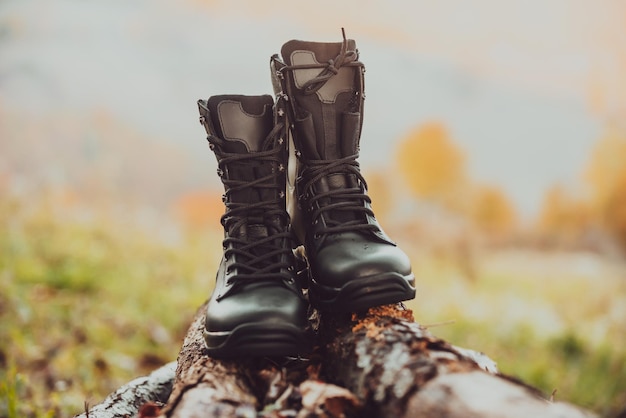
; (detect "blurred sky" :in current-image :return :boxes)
[1,0,625,218]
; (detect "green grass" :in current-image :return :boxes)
[1,192,625,417]
[0,194,217,417]
[405,248,626,416]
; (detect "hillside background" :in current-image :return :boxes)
[1,1,625,417]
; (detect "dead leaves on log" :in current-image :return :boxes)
[299,380,360,417]
[321,305,493,416]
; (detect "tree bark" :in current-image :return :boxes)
[158,306,258,417]
[320,305,596,418]
[78,303,598,418]
[74,361,175,418]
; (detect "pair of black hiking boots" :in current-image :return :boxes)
[197,33,416,359]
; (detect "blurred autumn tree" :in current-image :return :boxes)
[364,169,393,222]
[396,121,517,240]
[396,122,467,211]
[469,185,517,238]
[537,185,591,246]
[585,127,626,249]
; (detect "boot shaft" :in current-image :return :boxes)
[272,35,371,227]
[198,94,287,208]
[272,33,396,247]
[198,95,291,243]
[272,34,365,161]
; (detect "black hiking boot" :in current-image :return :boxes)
[197,94,310,358]
[270,32,416,312]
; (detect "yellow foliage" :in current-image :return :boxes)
[586,129,626,209]
[601,175,626,249]
[364,170,393,221]
[396,122,466,209]
[470,185,517,236]
[538,185,591,239]
[585,128,626,247]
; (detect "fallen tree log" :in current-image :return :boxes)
[74,361,175,418]
[159,305,361,418]
[77,303,598,418]
[320,305,596,418]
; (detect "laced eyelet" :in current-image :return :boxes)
[313,233,321,240]
[285,277,295,285]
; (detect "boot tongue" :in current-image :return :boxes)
[207,94,274,153]
[281,39,360,161]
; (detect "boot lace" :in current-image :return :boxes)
[299,154,379,237]
[210,123,294,287]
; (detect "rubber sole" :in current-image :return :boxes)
[203,322,311,359]
[309,272,416,312]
